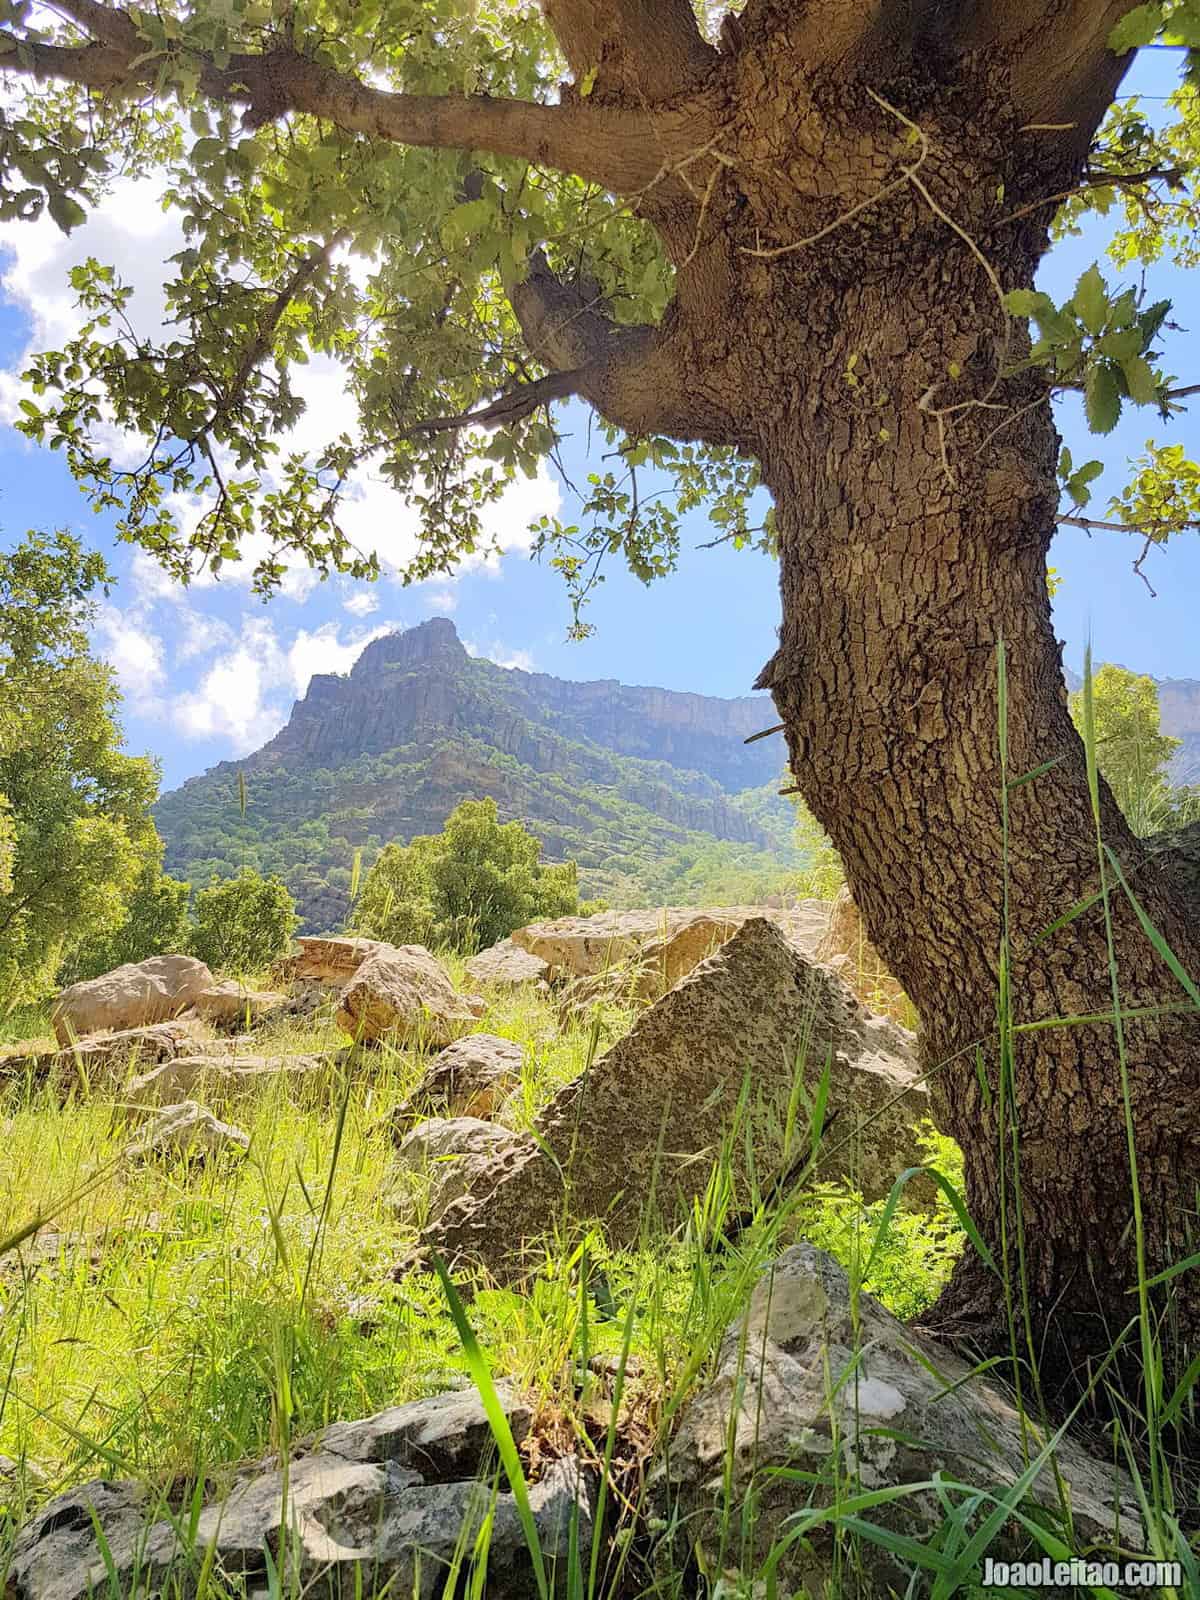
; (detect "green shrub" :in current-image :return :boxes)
[190,868,299,975]
[350,798,581,953]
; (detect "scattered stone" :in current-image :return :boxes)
[336,945,486,1047]
[313,1385,533,1477]
[193,981,289,1030]
[294,934,389,984]
[652,1244,1141,1595]
[126,1052,327,1107]
[124,1101,251,1161]
[393,1117,524,1223]
[395,1034,525,1121]
[551,912,749,1017]
[815,885,910,1023]
[464,938,551,991]
[51,955,213,1046]
[421,919,927,1281]
[0,1019,210,1092]
[8,1388,591,1600]
[510,902,830,981]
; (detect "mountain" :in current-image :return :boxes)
[1158,681,1200,782]
[155,619,799,930]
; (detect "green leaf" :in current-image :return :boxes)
[1003,288,1047,316]
[1067,458,1105,506]
[1109,2,1163,51]
[1084,360,1122,434]
[1121,354,1159,405]
[1097,327,1142,361]
[1071,263,1109,334]
[46,193,86,234]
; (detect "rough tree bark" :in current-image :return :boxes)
[9,0,1200,1404]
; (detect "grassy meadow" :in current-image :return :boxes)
[0,951,970,1595]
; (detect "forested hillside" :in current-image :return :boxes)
[155,620,801,928]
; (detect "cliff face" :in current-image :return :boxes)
[256,618,778,793]
[156,620,795,928]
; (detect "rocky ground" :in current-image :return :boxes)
[0,905,1154,1596]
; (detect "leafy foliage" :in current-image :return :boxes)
[0,531,161,1007]
[190,867,299,975]
[349,798,580,953]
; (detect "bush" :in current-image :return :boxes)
[190,869,298,976]
[350,798,580,953]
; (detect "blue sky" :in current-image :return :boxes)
[0,48,1197,793]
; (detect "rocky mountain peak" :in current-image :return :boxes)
[351,618,469,677]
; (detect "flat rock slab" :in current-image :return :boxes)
[511,901,831,979]
[51,955,213,1045]
[294,935,390,984]
[464,939,551,990]
[127,1052,328,1106]
[421,918,926,1281]
[0,1019,210,1092]
[654,1244,1143,1595]
[8,1387,592,1600]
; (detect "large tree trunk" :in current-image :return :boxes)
[755,262,1200,1404]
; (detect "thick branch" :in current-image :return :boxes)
[540,0,716,102]
[955,0,1149,145]
[507,250,743,446]
[0,25,712,194]
[405,370,582,436]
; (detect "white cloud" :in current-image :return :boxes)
[421,588,458,614]
[92,593,400,756]
[172,606,234,664]
[464,636,536,673]
[286,620,393,696]
[343,590,380,617]
[175,634,288,752]
[93,602,167,714]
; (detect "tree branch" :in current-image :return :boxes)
[404,370,582,436]
[540,0,716,102]
[503,250,745,446]
[1058,514,1200,534]
[953,0,1149,145]
[0,25,712,195]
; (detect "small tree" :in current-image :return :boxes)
[62,856,192,983]
[1069,664,1184,837]
[351,799,580,952]
[191,869,298,976]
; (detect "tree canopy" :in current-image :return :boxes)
[190,866,299,974]
[1069,661,1197,835]
[5,0,1200,626]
